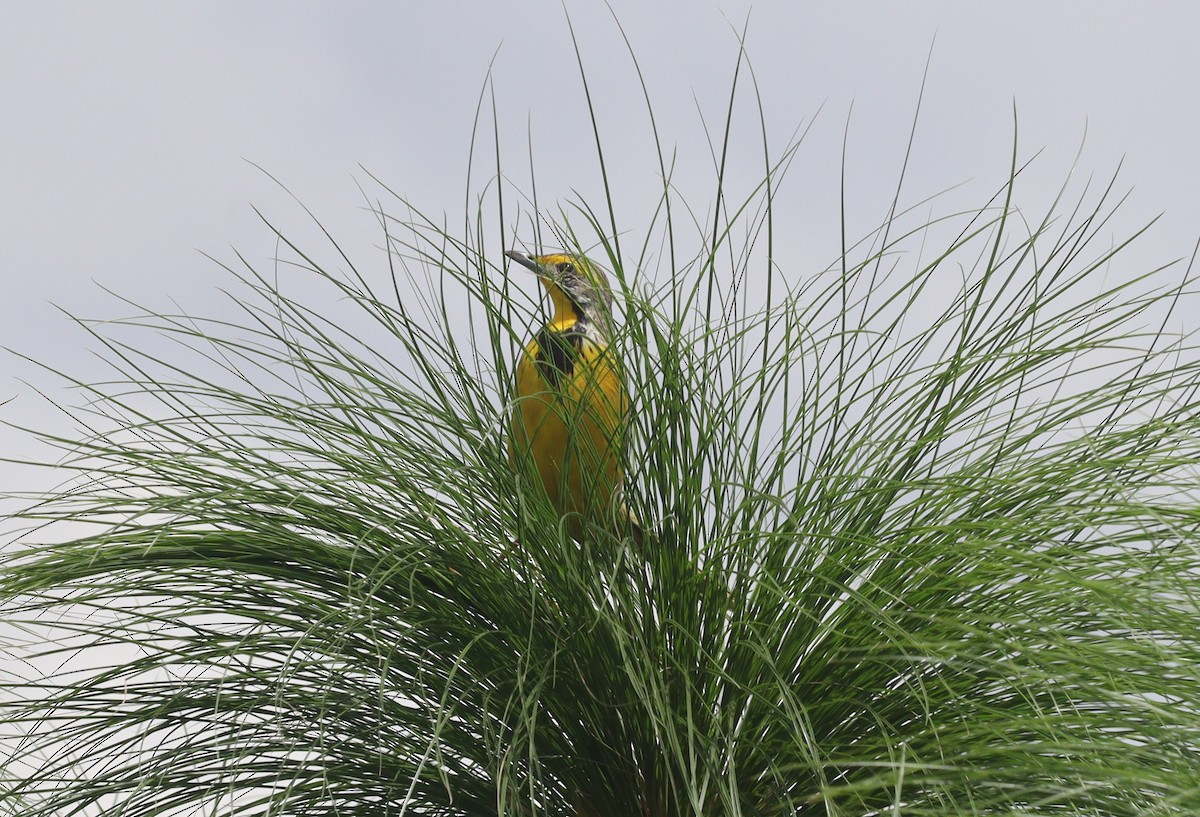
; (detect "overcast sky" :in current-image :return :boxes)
[3,1,1200,499]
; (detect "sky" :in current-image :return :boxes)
[3,1,1200,501]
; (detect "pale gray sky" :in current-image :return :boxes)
[3,2,1199,494]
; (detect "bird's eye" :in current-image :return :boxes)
[559,262,575,274]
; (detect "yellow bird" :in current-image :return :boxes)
[505,250,636,541]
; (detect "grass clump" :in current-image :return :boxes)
[3,32,1200,817]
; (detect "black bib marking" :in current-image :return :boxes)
[534,325,585,390]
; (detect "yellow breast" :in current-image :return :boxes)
[511,317,628,535]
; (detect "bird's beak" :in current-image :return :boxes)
[505,250,544,276]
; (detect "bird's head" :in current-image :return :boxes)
[505,251,614,319]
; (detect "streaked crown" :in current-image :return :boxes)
[506,251,613,312]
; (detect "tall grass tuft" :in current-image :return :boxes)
[3,36,1200,817]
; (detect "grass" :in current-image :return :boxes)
[3,25,1200,817]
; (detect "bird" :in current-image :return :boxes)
[505,250,638,542]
